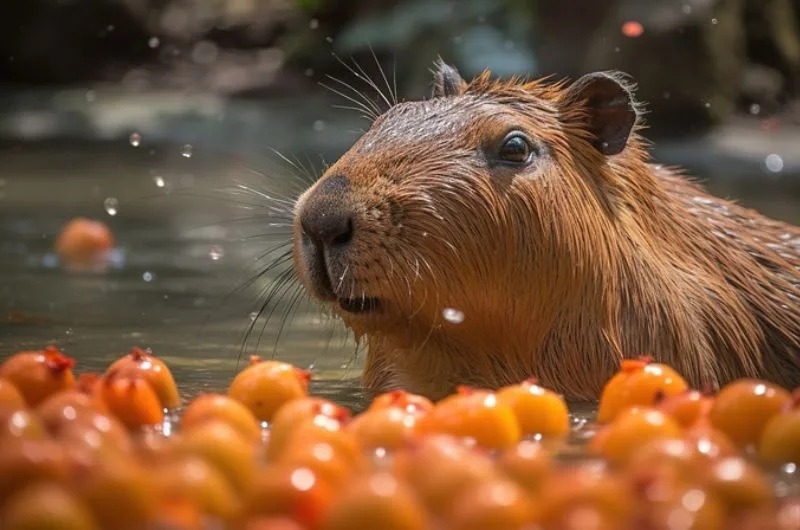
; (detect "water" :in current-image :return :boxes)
[0,141,365,409]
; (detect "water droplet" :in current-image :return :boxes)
[304,68,314,77]
[749,103,761,115]
[148,36,160,48]
[325,36,333,44]
[249,312,258,321]
[312,120,325,132]
[704,102,711,108]
[621,20,644,38]
[662,91,671,99]
[682,4,692,14]
[142,271,155,282]
[107,25,115,32]
[309,18,319,30]
[85,90,96,103]
[104,197,119,216]
[208,245,224,261]
[180,144,193,158]
[764,154,784,173]
[129,132,141,147]
[153,176,166,188]
[65,328,74,336]
[453,35,463,44]
[711,18,718,25]
[442,307,465,324]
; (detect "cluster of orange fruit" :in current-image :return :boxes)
[0,347,798,530]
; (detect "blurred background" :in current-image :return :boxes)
[1,0,799,403]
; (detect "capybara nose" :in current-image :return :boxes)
[299,174,354,250]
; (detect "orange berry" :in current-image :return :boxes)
[242,464,334,530]
[181,392,262,442]
[37,393,132,468]
[348,405,421,451]
[74,373,108,411]
[149,497,203,530]
[597,357,688,423]
[709,378,791,448]
[242,517,307,530]
[590,407,683,466]
[267,398,351,460]
[368,390,433,415]
[444,477,533,530]
[55,217,114,269]
[496,378,570,438]
[393,434,496,517]
[682,423,739,461]
[0,438,70,503]
[418,386,521,449]
[152,455,240,522]
[535,465,634,527]
[98,371,164,429]
[0,346,76,406]
[320,471,427,530]
[276,438,357,487]
[636,482,726,530]
[758,404,800,465]
[173,419,258,493]
[656,389,713,428]
[545,505,620,530]
[623,437,711,490]
[37,391,101,423]
[106,347,181,409]
[2,481,99,530]
[706,456,774,511]
[228,357,310,422]
[496,440,553,494]
[76,459,157,530]
[0,377,25,409]
[274,416,365,477]
[0,408,47,441]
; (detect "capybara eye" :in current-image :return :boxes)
[498,133,533,165]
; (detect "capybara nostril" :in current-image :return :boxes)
[300,208,354,250]
[298,174,354,251]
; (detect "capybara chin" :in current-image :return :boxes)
[291,60,800,401]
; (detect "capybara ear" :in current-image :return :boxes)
[563,71,637,156]
[432,58,467,97]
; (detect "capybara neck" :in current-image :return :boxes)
[292,60,800,401]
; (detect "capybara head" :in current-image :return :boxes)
[292,60,647,395]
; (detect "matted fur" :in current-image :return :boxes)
[293,64,800,401]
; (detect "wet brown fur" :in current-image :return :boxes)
[293,67,800,401]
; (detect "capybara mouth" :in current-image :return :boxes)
[337,297,381,314]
